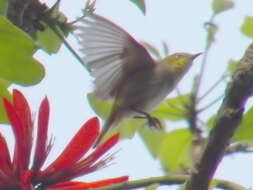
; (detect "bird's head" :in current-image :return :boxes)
[162,52,202,75]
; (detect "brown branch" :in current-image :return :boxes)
[91,175,248,190]
[225,143,253,155]
[186,42,253,190]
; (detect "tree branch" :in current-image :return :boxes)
[187,42,253,190]
[91,175,247,190]
[225,143,253,155]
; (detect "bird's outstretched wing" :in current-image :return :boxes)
[75,13,155,100]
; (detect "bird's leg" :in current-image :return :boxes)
[132,108,162,129]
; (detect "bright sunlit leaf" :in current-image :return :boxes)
[158,129,192,172]
[227,59,238,76]
[240,16,253,39]
[212,0,234,15]
[0,0,7,16]
[137,127,194,173]
[206,114,217,130]
[87,93,113,119]
[0,80,11,123]
[232,107,253,142]
[129,0,146,14]
[117,119,145,139]
[152,94,190,121]
[205,23,218,46]
[139,127,167,158]
[87,93,144,140]
[209,180,219,190]
[0,16,45,85]
[35,23,63,54]
[32,2,68,54]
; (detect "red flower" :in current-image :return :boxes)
[0,89,128,190]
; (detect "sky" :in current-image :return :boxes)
[4,0,253,189]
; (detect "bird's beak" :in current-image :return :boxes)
[191,52,202,60]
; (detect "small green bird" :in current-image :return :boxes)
[75,13,201,147]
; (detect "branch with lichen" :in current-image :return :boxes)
[186,42,253,190]
[225,142,253,155]
[91,175,247,190]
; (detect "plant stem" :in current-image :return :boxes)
[92,175,248,190]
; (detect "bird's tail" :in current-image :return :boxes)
[93,112,119,148]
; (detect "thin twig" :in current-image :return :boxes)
[198,73,226,103]
[92,175,248,190]
[48,24,90,72]
[198,94,224,113]
[194,14,216,97]
[69,0,96,25]
[225,143,253,155]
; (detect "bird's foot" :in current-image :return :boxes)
[133,108,162,130]
[147,116,162,130]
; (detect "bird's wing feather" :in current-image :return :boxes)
[75,13,154,100]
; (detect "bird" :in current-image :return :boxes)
[75,13,201,147]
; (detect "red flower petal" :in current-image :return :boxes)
[66,133,119,178]
[40,118,99,179]
[13,89,32,134]
[2,98,26,174]
[33,97,50,171]
[46,181,88,190]
[46,176,128,190]
[13,90,33,170]
[0,133,12,178]
[85,133,119,165]
[20,169,33,185]
[50,133,119,183]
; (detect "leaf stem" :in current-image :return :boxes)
[92,175,248,190]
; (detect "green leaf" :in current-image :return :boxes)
[240,16,253,39]
[152,94,190,121]
[117,118,145,138]
[129,0,146,14]
[206,115,216,130]
[98,118,145,144]
[139,127,167,158]
[227,59,238,76]
[212,0,234,15]
[158,129,192,172]
[232,107,253,142]
[34,23,63,54]
[140,127,193,172]
[87,93,113,119]
[205,23,218,46]
[0,0,8,16]
[0,80,11,123]
[32,3,68,54]
[208,107,253,142]
[209,180,219,189]
[87,93,145,141]
[0,16,45,85]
